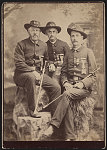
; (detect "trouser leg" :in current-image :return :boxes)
[51,92,70,127]
[42,74,61,115]
[64,104,76,139]
[64,88,90,139]
[14,72,61,113]
[14,72,37,111]
[50,88,90,129]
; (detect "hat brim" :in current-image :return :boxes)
[24,24,43,31]
[67,28,87,39]
[41,26,61,34]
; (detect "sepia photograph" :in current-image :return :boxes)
[2,1,105,149]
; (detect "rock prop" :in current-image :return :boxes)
[13,86,49,125]
[12,85,51,141]
[12,69,61,141]
[71,96,96,140]
[12,67,96,141]
[17,112,51,141]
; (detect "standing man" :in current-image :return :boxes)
[13,20,61,117]
[42,22,70,79]
[43,23,97,141]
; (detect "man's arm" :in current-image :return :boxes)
[63,42,71,55]
[81,49,97,89]
[60,54,68,85]
[42,45,49,72]
[14,41,35,72]
[60,53,74,90]
[44,45,49,61]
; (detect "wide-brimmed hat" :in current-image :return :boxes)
[24,20,43,30]
[41,22,61,34]
[67,23,87,39]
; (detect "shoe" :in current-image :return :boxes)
[29,110,41,118]
[65,138,75,141]
[42,125,54,137]
[65,139,71,141]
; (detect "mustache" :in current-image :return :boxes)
[50,35,54,38]
[33,34,38,37]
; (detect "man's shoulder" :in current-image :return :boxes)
[81,45,92,50]
[18,38,29,45]
[57,39,68,46]
[39,40,47,47]
[82,46,94,54]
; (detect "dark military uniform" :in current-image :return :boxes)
[14,38,48,72]
[46,39,70,78]
[61,45,97,87]
[50,45,97,139]
[47,39,70,63]
[14,38,61,113]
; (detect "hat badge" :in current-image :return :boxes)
[34,21,37,25]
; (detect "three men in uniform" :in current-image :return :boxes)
[14,20,97,140]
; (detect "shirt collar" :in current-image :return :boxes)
[49,39,57,44]
[48,39,58,47]
[72,45,83,52]
[29,37,40,46]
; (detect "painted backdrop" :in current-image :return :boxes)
[3,2,104,107]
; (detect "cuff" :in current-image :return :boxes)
[80,80,86,89]
[81,77,92,89]
[62,80,68,86]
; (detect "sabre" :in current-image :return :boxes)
[42,93,63,110]
[86,67,100,78]
[40,67,100,111]
[33,60,47,114]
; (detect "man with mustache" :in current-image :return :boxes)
[43,23,97,141]
[13,20,61,117]
[41,22,70,78]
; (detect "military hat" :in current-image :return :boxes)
[67,23,87,39]
[41,22,61,34]
[24,20,43,30]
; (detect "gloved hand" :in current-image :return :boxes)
[49,64,56,72]
[73,81,84,89]
[32,71,41,81]
[63,82,73,91]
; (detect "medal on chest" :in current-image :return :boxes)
[81,58,87,74]
[73,57,87,75]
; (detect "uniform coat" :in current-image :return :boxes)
[61,45,97,88]
[46,39,70,78]
[46,39,70,64]
[14,38,61,113]
[50,45,97,139]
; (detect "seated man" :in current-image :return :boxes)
[43,23,97,141]
[41,21,70,79]
[13,20,61,117]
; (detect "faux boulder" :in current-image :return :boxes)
[13,86,49,125]
[17,112,51,141]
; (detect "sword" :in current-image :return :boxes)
[39,67,100,111]
[42,94,63,110]
[33,61,47,114]
[86,67,100,78]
